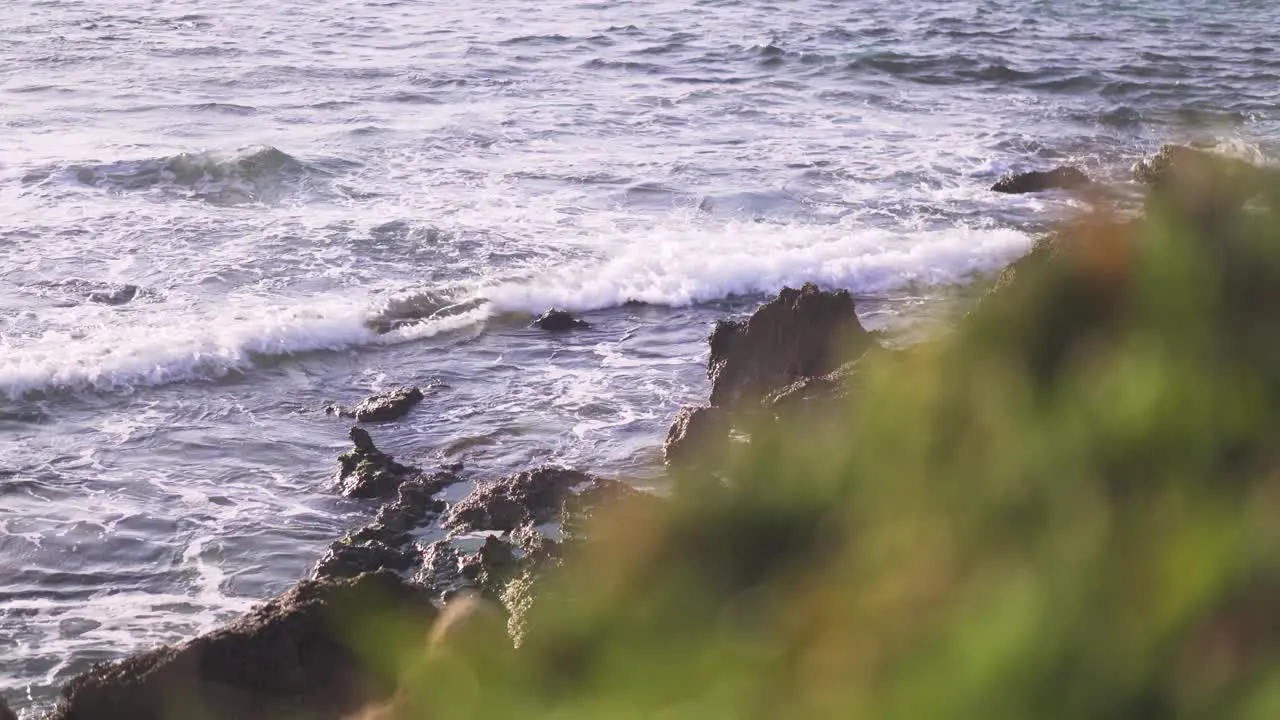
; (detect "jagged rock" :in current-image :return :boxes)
[532,309,589,331]
[663,404,731,468]
[1133,144,1253,186]
[761,353,885,420]
[708,283,876,409]
[48,571,437,720]
[991,166,1090,194]
[337,428,419,499]
[417,541,465,599]
[458,537,520,599]
[351,387,425,423]
[561,477,659,543]
[371,472,454,533]
[313,538,418,581]
[445,467,595,533]
[87,283,140,305]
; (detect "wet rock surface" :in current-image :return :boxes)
[0,696,15,720]
[707,283,876,409]
[663,404,731,468]
[337,428,420,499]
[532,309,589,331]
[445,467,596,534]
[990,166,1090,194]
[48,571,437,720]
[345,387,426,423]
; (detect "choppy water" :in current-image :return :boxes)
[2,0,1278,712]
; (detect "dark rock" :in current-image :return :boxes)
[49,571,437,720]
[87,283,140,305]
[663,404,731,468]
[313,538,418,581]
[445,467,594,533]
[350,387,425,423]
[458,537,520,599]
[532,309,589,331]
[337,428,419,499]
[708,283,876,409]
[370,472,454,532]
[1132,144,1252,187]
[417,541,464,598]
[0,696,15,720]
[561,477,660,543]
[991,166,1090,194]
[762,352,885,419]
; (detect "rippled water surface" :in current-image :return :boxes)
[2,0,1279,712]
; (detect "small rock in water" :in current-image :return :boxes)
[532,309,589,331]
[991,166,1090,194]
[351,386,425,422]
[87,283,139,305]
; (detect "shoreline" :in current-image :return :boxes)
[7,143,1265,718]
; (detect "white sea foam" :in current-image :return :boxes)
[481,221,1033,313]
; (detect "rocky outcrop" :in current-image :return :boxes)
[663,404,731,468]
[444,467,595,534]
[707,283,876,409]
[346,387,425,423]
[314,470,460,581]
[87,283,140,305]
[337,428,420,499]
[1132,144,1260,187]
[48,571,437,720]
[991,166,1090,194]
[532,309,589,331]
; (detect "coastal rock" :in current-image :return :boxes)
[991,166,1090,194]
[663,404,731,468]
[417,541,465,598]
[458,536,520,599]
[371,472,454,533]
[87,283,140,305]
[532,309,589,332]
[49,571,437,720]
[337,427,420,499]
[351,387,425,423]
[0,696,15,720]
[708,283,876,409]
[1133,144,1240,186]
[313,537,418,580]
[445,467,595,533]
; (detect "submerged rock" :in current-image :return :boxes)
[991,166,1090,194]
[445,467,595,533]
[532,309,589,331]
[708,283,876,409]
[87,283,140,305]
[48,571,437,720]
[351,387,425,423]
[663,404,731,469]
[337,427,420,499]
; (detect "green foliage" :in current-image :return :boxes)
[374,162,1280,719]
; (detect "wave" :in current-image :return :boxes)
[26,146,348,205]
[479,224,1032,313]
[0,297,487,400]
[0,222,1032,399]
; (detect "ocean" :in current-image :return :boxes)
[2,0,1277,712]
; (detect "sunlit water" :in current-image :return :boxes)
[2,0,1278,712]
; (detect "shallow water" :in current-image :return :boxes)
[2,0,1278,712]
